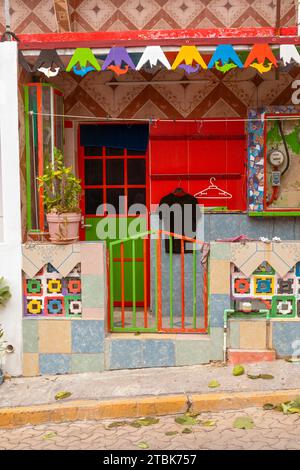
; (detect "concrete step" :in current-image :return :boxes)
[228,349,276,364]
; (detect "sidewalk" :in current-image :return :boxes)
[1,360,300,428]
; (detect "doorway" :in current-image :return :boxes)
[78,123,150,307]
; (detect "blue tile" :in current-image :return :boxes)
[143,340,175,367]
[109,340,143,369]
[39,354,71,375]
[209,294,230,327]
[272,322,300,356]
[71,320,104,353]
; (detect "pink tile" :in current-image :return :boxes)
[82,307,104,320]
[81,243,104,275]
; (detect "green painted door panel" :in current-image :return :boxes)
[84,216,147,303]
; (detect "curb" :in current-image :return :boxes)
[0,389,300,429]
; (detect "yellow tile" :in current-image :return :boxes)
[39,320,71,354]
[23,353,39,377]
[239,321,267,350]
[210,259,230,294]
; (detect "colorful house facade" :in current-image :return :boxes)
[1,1,300,377]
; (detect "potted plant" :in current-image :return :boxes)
[38,148,82,244]
[0,277,11,385]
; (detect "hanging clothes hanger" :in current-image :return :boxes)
[173,176,186,195]
[194,177,232,199]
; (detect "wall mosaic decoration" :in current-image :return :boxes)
[248,106,297,213]
[23,263,82,318]
[231,261,300,318]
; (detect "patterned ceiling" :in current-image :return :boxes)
[0,0,297,34]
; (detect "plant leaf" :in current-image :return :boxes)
[263,403,275,410]
[175,415,199,426]
[131,417,159,427]
[165,431,178,436]
[107,421,128,429]
[233,417,254,430]
[233,365,245,376]
[259,374,274,380]
[55,391,72,401]
[201,420,216,427]
[43,432,57,440]
[182,428,192,434]
[137,442,149,449]
[208,379,220,388]
[287,407,300,414]
[247,374,261,379]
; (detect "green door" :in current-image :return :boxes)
[79,125,149,306]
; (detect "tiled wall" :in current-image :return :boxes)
[209,240,300,357]
[22,242,106,376]
[1,1,296,35]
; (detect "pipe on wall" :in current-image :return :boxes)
[4,0,11,31]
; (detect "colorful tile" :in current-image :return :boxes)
[232,276,251,296]
[44,296,64,316]
[253,276,275,296]
[47,263,59,274]
[26,298,43,316]
[47,278,62,294]
[277,278,294,295]
[65,295,82,317]
[143,340,175,368]
[64,278,81,294]
[253,261,275,275]
[25,278,43,296]
[271,296,296,318]
[82,274,104,308]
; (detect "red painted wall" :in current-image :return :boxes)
[149,120,247,211]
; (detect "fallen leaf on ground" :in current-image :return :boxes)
[263,403,275,410]
[55,391,72,400]
[232,365,245,376]
[137,442,149,449]
[248,373,274,380]
[208,379,220,388]
[107,421,128,429]
[175,414,199,426]
[201,420,216,427]
[182,428,192,434]
[233,416,254,430]
[130,417,159,427]
[165,431,178,436]
[247,374,261,379]
[43,432,57,440]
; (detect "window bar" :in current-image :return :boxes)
[193,243,197,329]
[143,237,148,328]
[132,239,136,328]
[120,242,125,328]
[181,238,185,330]
[169,235,173,328]
[109,244,114,330]
[203,263,209,331]
[157,232,162,331]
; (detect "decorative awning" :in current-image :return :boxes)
[18,27,300,78]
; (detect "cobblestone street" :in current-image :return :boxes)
[0,407,300,450]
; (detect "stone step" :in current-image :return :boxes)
[227,349,276,364]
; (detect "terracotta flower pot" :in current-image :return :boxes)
[46,212,81,244]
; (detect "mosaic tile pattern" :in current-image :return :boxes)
[248,106,297,212]
[2,1,295,35]
[231,262,298,318]
[23,263,82,318]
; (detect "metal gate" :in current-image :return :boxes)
[107,230,208,333]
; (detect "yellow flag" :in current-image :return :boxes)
[172,46,207,70]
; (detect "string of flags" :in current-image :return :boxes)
[19,44,300,78]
